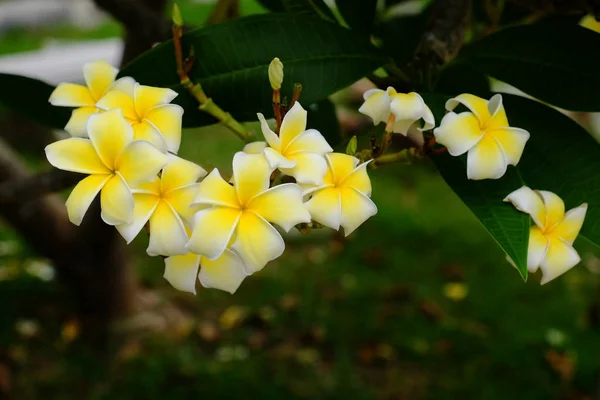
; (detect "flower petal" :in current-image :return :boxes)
[161,154,207,193]
[65,174,111,226]
[64,107,99,137]
[551,203,588,244]
[116,140,168,187]
[45,138,111,174]
[527,226,549,272]
[115,192,159,243]
[264,147,296,169]
[305,187,341,230]
[281,152,328,185]
[100,173,134,225]
[421,104,435,131]
[145,105,183,153]
[186,207,242,259]
[134,85,178,117]
[279,102,307,151]
[358,88,391,125]
[489,127,530,165]
[486,94,509,129]
[199,250,248,294]
[285,129,333,155]
[326,153,359,184]
[194,169,239,208]
[243,141,268,154]
[466,134,507,180]
[247,183,311,231]
[232,152,273,205]
[231,211,285,273]
[539,237,581,285]
[257,113,281,150]
[87,109,134,169]
[433,112,483,156]
[108,77,136,97]
[83,60,118,101]
[340,187,377,236]
[49,83,94,107]
[445,93,490,124]
[503,186,546,229]
[407,125,425,147]
[339,161,372,195]
[389,92,427,135]
[132,121,168,153]
[164,253,201,294]
[537,190,565,231]
[147,201,189,256]
[165,184,203,227]
[95,90,138,121]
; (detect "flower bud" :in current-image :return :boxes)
[172,4,183,27]
[268,57,284,90]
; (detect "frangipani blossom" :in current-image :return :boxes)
[358,87,435,145]
[164,251,248,294]
[186,152,311,273]
[303,153,377,236]
[504,186,587,284]
[433,93,530,180]
[96,78,184,154]
[115,155,207,256]
[253,102,333,184]
[45,109,167,226]
[49,60,125,137]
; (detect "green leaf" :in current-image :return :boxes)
[424,93,529,280]
[0,73,69,129]
[375,13,427,66]
[305,99,341,147]
[120,13,387,128]
[459,22,600,111]
[256,0,285,12]
[435,62,490,98]
[283,0,337,22]
[336,0,378,33]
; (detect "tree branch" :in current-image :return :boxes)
[0,169,80,204]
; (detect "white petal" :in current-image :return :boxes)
[358,88,391,125]
[243,141,268,154]
[305,187,341,230]
[537,190,565,231]
[445,93,490,123]
[193,168,239,208]
[539,237,581,285]
[199,249,248,294]
[116,140,168,187]
[280,152,328,185]
[145,104,184,154]
[552,203,588,244]
[83,60,118,101]
[161,154,207,193]
[466,134,508,180]
[232,152,273,205]
[340,187,377,236]
[528,227,549,272]
[389,92,427,135]
[65,174,111,226]
[503,186,546,229]
[285,129,333,155]
[164,253,201,294]
[49,83,94,107]
[45,138,111,174]
[100,173,134,225]
[186,207,242,260]
[490,127,530,166]
[256,113,281,149]
[264,148,296,169]
[279,102,307,150]
[147,201,189,256]
[64,107,98,138]
[433,112,483,157]
[87,109,134,169]
[247,183,311,232]
[115,193,159,243]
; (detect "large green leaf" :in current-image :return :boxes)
[0,74,69,129]
[336,0,378,34]
[434,62,490,98]
[257,0,336,20]
[120,13,387,128]
[424,92,529,279]
[459,22,600,111]
[305,99,341,147]
[375,13,427,67]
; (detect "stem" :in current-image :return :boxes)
[289,83,303,109]
[272,89,282,133]
[373,148,421,166]
[172,16,250,142]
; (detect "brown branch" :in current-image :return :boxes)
[0,169,80,204]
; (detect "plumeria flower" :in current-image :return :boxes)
[504,186,587,284]
[186,152,311,273]
[96,78,184,154]
[433,93,530,180]
[164,251,248,294]
[248,102,333,184]
[115,155,207,256]
[302,153,377,236]
[358,87,435,146]
[49,60,127,137]
[44,109,167,226]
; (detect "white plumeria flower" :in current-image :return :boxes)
[49,60,129,137]
[96,78,184,154]
[251,102,333,185]
[164,251,248,294]
[504,186,587,284]
[358,87,435,146]
[433,93,530,180]
[115,155,207,256]
[44,109,167,226]
[186,152,311,273]
[302,153,377,236]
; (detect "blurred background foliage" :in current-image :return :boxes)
[0,0,599,399]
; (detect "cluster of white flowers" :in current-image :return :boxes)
[359,87,588,284]
[45,60,378,294]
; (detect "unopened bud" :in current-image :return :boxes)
[172,4,183,26]
[346,136,357,155]
[268,57,284,90]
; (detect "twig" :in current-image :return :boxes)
[0,170,80,204]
